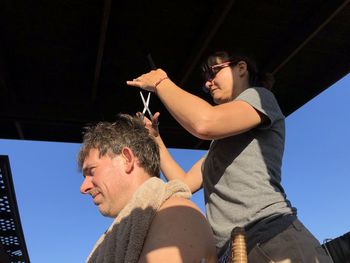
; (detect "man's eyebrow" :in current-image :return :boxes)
[82,165,94,177]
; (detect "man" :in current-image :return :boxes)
[78,114,217,263]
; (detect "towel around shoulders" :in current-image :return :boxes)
[86,177,191,263]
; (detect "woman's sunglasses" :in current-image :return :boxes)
[202,59,239,81]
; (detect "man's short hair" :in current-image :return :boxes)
[78,113,160,177]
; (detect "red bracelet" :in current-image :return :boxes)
[154,77,169,93]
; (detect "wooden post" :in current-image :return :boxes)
[231,227,248,263]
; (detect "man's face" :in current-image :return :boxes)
[80,148,133,217]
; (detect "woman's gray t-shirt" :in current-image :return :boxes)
[202,87,296,253]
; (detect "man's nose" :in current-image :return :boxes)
[80,177,93,194]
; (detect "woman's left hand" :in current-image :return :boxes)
[126,69,168,92]
[136,111,160,138]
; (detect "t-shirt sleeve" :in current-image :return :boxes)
[235,87,285,128]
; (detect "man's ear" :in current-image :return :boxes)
[121,147,135,174]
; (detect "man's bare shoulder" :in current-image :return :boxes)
[138,196,217,263]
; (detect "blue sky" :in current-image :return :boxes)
[0,73,349,262]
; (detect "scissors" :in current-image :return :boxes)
[138,53,159,127]
[139,91,153,120]
[138,91,159,130]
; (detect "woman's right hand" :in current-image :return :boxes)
[127,69,168,93]
[137,111,160,138]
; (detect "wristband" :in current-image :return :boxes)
[154,77,169,93]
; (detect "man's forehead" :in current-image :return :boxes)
[82,148,118,168]
[87,148,101,158]
[82,148,101,167]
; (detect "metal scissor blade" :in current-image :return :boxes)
[139,91,153,119]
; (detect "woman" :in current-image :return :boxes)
[127,51,331,263]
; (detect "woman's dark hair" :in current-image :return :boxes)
[204,51,275,90]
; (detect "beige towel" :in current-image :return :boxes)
[86,177,191,263]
